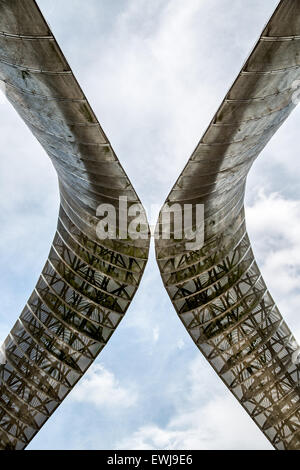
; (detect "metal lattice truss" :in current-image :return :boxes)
[155,0,300,450]
[0,0,150,449]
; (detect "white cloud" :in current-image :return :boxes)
[117,356,271,450]
[153,326,160,343]
[70,364,138,410]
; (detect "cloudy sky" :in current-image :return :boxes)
[1,0,300,450]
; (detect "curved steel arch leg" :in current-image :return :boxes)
[0,0,150,449]
[155,0,300,450]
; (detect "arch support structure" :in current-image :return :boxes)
[0,0,150,449]
[156,0,300,450]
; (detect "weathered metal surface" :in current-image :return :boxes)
[156,0,300,450]
[0,0,150,449]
